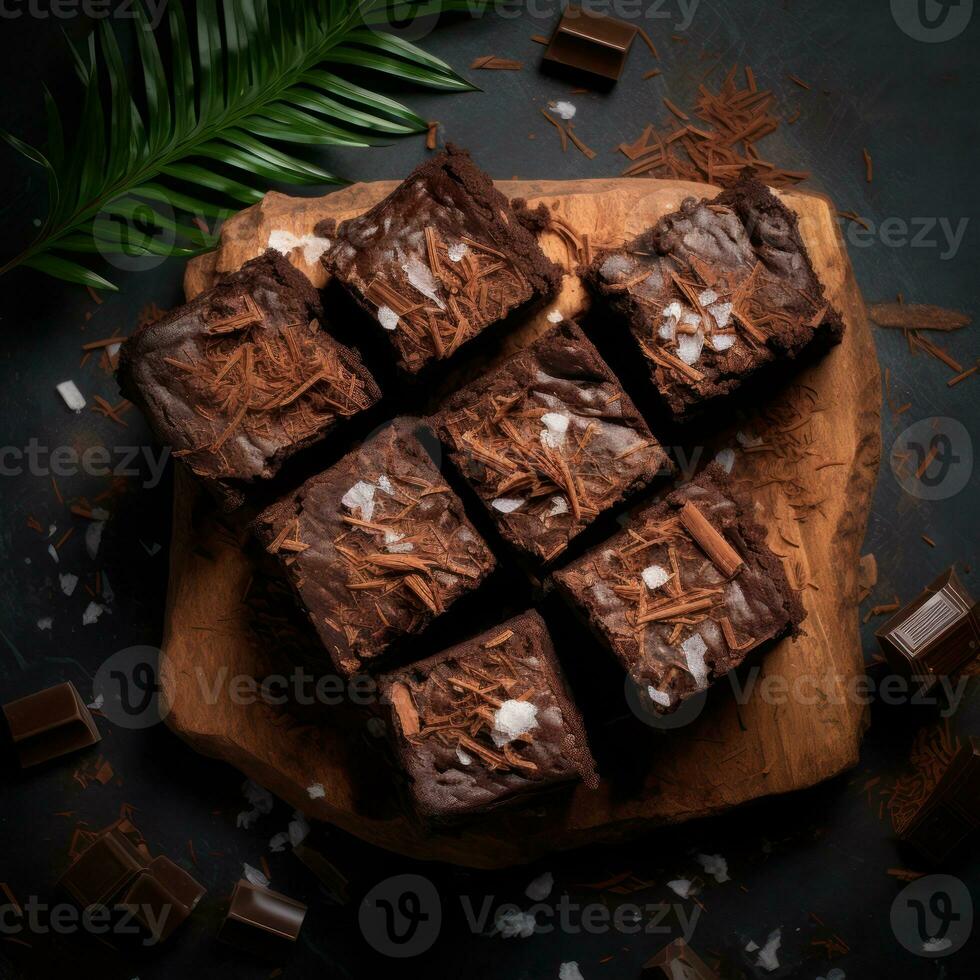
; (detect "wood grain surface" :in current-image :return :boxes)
[161,178,880,868]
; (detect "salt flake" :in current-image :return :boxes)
[540,412,569,449]
[667,878,695,899]
[267,229,332,264]
[696,853,730,882]
[682,633,709,688]
[307,782,325,799]
[377,305,400,331]
[559,964,584,980]
[714,448,736,474]
[342,481,375,521]
[60,573,78,596]
[447,242,469,262]
[491,699,538,747]
[495,907,536,938]
[37,617,53,631]
[551,100,576,120]
[492,497,524,514]
[56,380,86,412]
[641,565,670,591]
[546,308,564,323]
[455,745,472,766]
[755,928,782,971]
[82,602,104,626]
[647,686,672,707]
[243,863,270,888]
[525,871,553,901]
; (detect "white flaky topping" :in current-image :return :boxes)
[682,633,709,688]
[492,496,525,513]
[711,333,736,352]
[677,330,705,365]
[341,481,376,521]
[546,308,564,323]
[402,254,445,308]
[56,380,86,413]
[540,411,570,449]
[548,495,569,516]
[491,699,539,747]
[708,301,733,328]
[455,745,472,766]
[447,242,469,262]
[647,685,672,707]
[698,288,719,306]
[641,564,671,591]
[267,229,331,264]
[377,305,400,331]
[714,448,736,473]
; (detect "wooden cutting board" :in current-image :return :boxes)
[161,178,880,868]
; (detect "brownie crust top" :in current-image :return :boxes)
[253,418,495,677]
[379,610,597,820]
[323,145,561,373]
[118,251,380,486]
[585,175,844,419]
[555,464,806,712]
[429,319,672,562]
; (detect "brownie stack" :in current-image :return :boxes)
[119,146,843,826]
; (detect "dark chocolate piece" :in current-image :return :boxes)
[59,830,204,946]
[553,464,805,713]
[542,7,637,83]
[899,736,980,863]
[378,610,598,823]
[253,418,496,678]
[643,938,718,978]
[876,567,979,682]
[3,681,100,768]
[428,320,672,563]
[118,251,381,509]
[323,145,561,375]
[585,175,844,421]
[219,880,307,957]
[59,828,147,908]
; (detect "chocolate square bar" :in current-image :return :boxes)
[253,418,496,677]
[585,175,844,420]
[876,567,979,683]
[219,880,307,958]
[378,610,597,823]
[428,320,672,563]
[3,681,100,768]
[554,464,805,713]
[119,251,381,509]
[323,145,561,374]
[543,7,637,83]
[898,736,980,863]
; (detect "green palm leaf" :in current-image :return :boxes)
[0,0,483,290]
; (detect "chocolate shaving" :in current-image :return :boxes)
[678,501,744,577]
[869,303,970,332]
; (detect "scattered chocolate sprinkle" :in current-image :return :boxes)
[470,56,523,70]
[530,33,549,45]
[425,121,439,151]
[869,303,970,332]
[788,73,811,89]
[678,501,745,579]
[863,148,873,183]
[948,365,977,387]
[643,69,662,79]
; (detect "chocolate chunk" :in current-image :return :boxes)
[585,175,844,421]
[542,7,637,83]
[876,567,979,683]
[118,251,381,510]
[643,938,718,977]
[59,831,204,947]
[253,418,496,678]
[378,610,598,824]
[59,829,147,908]
[219,880,307,957]
[428,320,672,563]
[323,145,561,375]
[3,681,100,768]
[553,464,805,714]
[899,736,980,863]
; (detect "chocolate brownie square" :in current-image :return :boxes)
[553,464,805,714]
[322,145,561,374]
[427,319,672,563]
[252,418,496,678]
[118,251,380,509]
[584,175,844,421]
[378,610,598,823]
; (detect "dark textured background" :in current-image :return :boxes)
[0,2,978,978]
